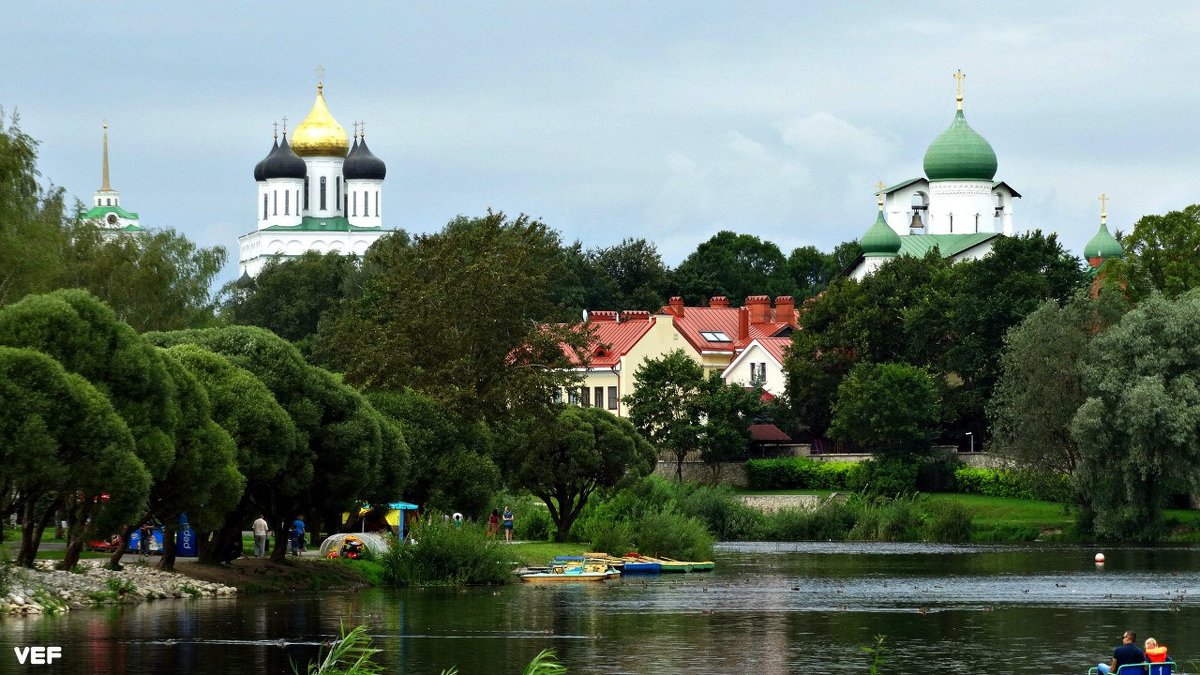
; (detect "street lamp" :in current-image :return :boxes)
[965,432,974,453]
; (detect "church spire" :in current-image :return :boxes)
[953,69,965,111]
[100,121,112,191]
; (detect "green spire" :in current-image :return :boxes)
[923,109,998,181]
[1085,194,1123,260]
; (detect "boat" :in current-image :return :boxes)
[640,556,716,574]
[519,560,620,583]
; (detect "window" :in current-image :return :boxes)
[320,177,327,210]
[581,387,591,407]
[285,190,289,215]
[593,387,604,409]
[607,386,618,410]
[750,362,767,386]
[567,389,579,405]
[263,194,268,220]
[700,331,732,343]
[106,198,112,206]
[297,190,301,213]
[552,389,563,404]
[336,177,341,208]
[344,194,348,215]
[304,178,309,210]
[352,192,357,217]
[375,191,379,217]
[273,190,277,216]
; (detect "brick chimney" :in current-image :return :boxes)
[668,296,685,318]
[738,306,749,340]
[774,296,796,327]
[746,295,770,324]
[620,310,650,322]
[588,310,618,322]
[710,296,730,308]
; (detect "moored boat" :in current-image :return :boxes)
[519,561,620,583]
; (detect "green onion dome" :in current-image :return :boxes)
[860,211,902,256]
[923,110,998,181]
[1084,223,1123,260]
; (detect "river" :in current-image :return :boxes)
[3,542,1199,674]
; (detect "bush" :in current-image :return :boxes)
[381,521,511,586]
[517,505,553,542]
[916,459,962,492]
[851,459,919,496]
[630,511,714,561]
[676,484,764,541]
[589,520,635,558]
[920,500,972,543]
[745,458,856,490]
[759,502,857,541]
[954,468,1070,501]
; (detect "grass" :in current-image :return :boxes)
[506,542,589,567]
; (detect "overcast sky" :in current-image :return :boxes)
[8,3,1200,284]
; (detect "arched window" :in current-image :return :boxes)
[320,177,327,210]
[263,194,268,220]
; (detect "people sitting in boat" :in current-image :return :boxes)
[1097,630,1145,675]
[1144,637,1169,664]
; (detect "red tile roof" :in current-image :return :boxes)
[749,424,792,442]
[662,298,797,354]
[756,337,792,366]
[561,313,656,367]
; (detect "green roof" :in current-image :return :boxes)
[898,232,1001,259]
[860,211,902,256]
[80,204,140,220]
[923,110,998,181]
[261,216,383,233]
[1083,223,1122,259]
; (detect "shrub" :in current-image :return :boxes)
[759,502,857,541]
[381,521,511,586]
[848,497,923,541]
[851,459,919,496]
[630,510,714,561]
[745,458,856,490]
[677,484,764,541]
[589,520,635,558]
[920,500,972,543]
[517,505,553,542]
[916,459,962,492]
[953,467,1070,501]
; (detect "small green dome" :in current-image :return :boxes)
[860,211,902,256]
[923,110,998,181]
[1084,223,1123,260]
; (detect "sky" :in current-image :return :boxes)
[8,3,1200,285]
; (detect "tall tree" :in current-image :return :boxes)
[1072,290,1200,541]
[829,362,941,459]
[0,347,148,567]
[1104,204,1200,300]
[591,238,671,311]
[671,231,791,305]
[0,110,68,306]
[511,406,655,541]
[624,349,706,480]
[698,373,763,476]
[319,212,588,422]
[219,251,357,356]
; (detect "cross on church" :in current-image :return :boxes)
[316,65,325,85]
[281,115,288,134]
[272,121,278,139]
[1099,193,1109,223]
[875,181,886,209]
[953,69,966,109]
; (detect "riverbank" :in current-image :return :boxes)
[2,559,238,615]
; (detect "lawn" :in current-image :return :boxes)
[506,541,589,567]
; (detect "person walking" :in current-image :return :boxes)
[252,514,270,558]
[502,506,514,542]
[291,515,306,556]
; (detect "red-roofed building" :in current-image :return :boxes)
[722,337,791,397]
[660,295,797,376]
[558,309,695,417]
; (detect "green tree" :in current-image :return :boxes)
[368,388,499,516]
[319,212,588,422]
[829,362,940,459]
[219,251,357,356]
[988,291,1124,484]
[1104,204,1200,300]
[625,349,706,480]
[0,110,68,306]
[671,231,791,305]
[1072,291,1200,541]
[59,224,226,332]
[148,350,244,570]
[591,238,671,311]
[511,406,655,541]
[0,347,149,567]
[698,373,763,476]
[163,344,304,564]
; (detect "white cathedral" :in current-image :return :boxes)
[848,71,1021,280]
[237,80,388,278]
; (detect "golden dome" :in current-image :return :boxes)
[290,83,349,157]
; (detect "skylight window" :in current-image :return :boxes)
[700,331,732,343]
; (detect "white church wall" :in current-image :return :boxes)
[926,180,996,234]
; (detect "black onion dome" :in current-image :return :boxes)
[263,134,307,180]
[253,139,277,181]
[343,137,386,180]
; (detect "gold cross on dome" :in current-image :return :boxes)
[875,181,886,209]
[316,65,325,87]
[953,69,966,109]
[272,121,278,139]
[1099,193,1109,224]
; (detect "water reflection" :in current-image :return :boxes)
[2,543,1199,674]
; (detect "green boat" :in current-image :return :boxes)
[652,557,715,573]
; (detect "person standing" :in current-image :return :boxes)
[252,515,270,558]
[502,506,514,542]
[1097,631,1145,675]
[291,515,306,556]
[487,509,500,538]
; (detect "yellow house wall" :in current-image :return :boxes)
[613,315,701,417]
